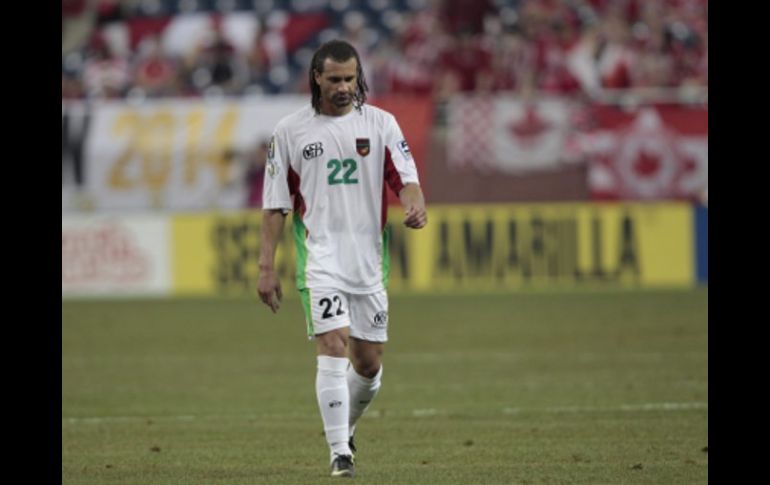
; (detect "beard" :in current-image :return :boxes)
[331,93,352,107]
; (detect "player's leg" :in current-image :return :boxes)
[348,338,383,442]
[301,288,355,474]
[316,328,355,464]
[347,290,388,447]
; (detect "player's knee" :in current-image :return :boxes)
[350,341,383,377]
[353,359,381,379]
[316,330,348,357]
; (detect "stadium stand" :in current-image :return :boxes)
[62,0,707,101]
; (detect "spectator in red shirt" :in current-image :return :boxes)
[437,29,493,93]
[132,36,180,98]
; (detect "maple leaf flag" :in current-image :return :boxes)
[447,96,572,174]
[580,106,708,200]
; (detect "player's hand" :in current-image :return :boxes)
[403,204,427,229]
[258,268,283,313]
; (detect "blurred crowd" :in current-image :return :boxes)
[62,0,707,102]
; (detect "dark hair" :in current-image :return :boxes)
[309,40,368,114]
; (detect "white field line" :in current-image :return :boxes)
[503,401,708,415]
[62,401,706,425]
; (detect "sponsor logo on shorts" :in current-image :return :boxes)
[329,400,342,408]
[372,311,388,328]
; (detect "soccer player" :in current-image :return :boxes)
[257,40,427,478]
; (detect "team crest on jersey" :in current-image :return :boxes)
[397,140,413,160]
[302,141,323,160]
[356,138,370,157]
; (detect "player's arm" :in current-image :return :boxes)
[399,183,427,229]
[258,209,287,312]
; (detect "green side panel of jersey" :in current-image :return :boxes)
[299,288,314,337]
[381,225,390,288]
[292,213,308,290]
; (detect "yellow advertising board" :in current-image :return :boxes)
[170,203,693,296]
[396,203,694,292]
[171,210,296,296]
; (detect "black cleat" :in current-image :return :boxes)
[330,454,355,478]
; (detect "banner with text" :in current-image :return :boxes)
[64,96,433,212]
[62,214,171,296]
[164,202,694,297]
[62,203,696,298]
[83,96,307,212]
[170,210,296,296]
[406,203,694,291]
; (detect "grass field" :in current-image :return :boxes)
[62,288,708,484]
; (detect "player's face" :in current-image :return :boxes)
[314,57,358,116]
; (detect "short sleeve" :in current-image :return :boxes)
[261,126,292,211]
[383,114,420,195]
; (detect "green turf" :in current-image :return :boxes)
[62,288,708,484]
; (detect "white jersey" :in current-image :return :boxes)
[262,104,420,293]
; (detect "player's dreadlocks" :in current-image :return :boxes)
[309,40,368,114]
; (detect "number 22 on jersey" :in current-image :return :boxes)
[327,158,358,185]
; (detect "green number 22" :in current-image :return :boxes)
[327,158,358,185]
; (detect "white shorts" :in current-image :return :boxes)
[299,288,389,342]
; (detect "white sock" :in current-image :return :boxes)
[347,364,382,438]
[316,356,352,458]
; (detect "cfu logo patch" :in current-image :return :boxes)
[266,159,280,178]
[356,138,370,157]
[397,140,412,160]
[266,136,280,178]
[372,311,388,329]
[267,136,276,159]
[303,141,323,160]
